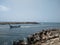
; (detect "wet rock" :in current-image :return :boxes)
[13,29,60,45]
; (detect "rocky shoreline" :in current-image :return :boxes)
[13,29,60,45]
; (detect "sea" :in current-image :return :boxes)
[0,22,60,45]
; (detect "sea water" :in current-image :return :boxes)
[0,22,60,45]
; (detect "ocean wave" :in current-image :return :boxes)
[20,25,39,28]
[21,26,31,28]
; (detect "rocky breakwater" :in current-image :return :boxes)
[13,29,60,45]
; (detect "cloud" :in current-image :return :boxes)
[0,5,10,11]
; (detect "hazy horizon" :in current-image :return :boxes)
[0,0,60,22]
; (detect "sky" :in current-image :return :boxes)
[0,0,60,22]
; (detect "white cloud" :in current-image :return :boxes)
[0,5,10,11]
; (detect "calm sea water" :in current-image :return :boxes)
[0,22,60,45]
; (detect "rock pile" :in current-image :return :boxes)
[13,29,60,45]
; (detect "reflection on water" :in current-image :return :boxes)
[0,23,60,45]
[4,42,8,45]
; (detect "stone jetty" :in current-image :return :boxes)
[13,29,60,45]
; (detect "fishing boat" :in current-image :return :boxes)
[9,24,21,28]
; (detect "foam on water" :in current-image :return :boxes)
[21,26,31,28]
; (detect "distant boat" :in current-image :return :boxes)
[9,24,21,28]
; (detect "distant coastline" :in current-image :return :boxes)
[0,22,39,24]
